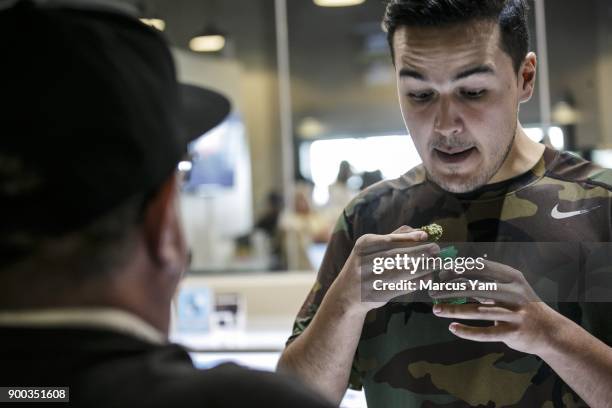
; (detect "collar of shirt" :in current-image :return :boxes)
[0,307,166,345]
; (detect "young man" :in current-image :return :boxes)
[0,2,333,407]
[278,1,612,407]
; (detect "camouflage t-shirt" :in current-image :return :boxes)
[287,147,612,407]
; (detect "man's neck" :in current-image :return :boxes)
[488,124,545,185]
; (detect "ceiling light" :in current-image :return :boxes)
[298,117,327,139]
[552,101,581,125]
[313,0,365,7]
[189,26,226,52]
[189,35,225,52]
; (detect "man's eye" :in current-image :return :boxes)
[408,91,434,102]
[461,89,487,99]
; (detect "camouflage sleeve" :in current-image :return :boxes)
[285,207,364,390]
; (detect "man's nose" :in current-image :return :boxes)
[433,96,463,137]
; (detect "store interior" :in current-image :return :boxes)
[113,1,612,406]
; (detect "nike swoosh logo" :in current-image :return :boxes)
[551,204,601,220]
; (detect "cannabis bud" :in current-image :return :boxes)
[420,223,443,241]
[419,223,467,305]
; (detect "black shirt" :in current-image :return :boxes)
[0,326,333,408]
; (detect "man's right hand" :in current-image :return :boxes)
[277,225,435,405]
[329,225,439,315]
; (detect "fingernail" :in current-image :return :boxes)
[433,305,441,314]
[449,323,457,332]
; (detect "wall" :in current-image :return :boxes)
[153,0,283,217]
[546,0,601,148]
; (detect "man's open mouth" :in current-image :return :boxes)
[433,146,477,164]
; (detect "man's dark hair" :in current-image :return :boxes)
[382,0,530,73]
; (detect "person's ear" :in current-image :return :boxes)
[142,174,187,272]
[518,52,537,103]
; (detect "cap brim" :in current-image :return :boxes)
[179,83,231,143]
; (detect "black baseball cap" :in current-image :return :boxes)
[0,1,230,235]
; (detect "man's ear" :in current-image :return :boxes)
[518,52,537,103]
[142,174,186,270]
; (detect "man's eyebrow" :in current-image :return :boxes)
[398,68,426,80]
[453,65,495,81]
[398,65,495,81]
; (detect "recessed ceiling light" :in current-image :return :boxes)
[313,0,365,7]
[189,25,227,53]
[189,35,226,52]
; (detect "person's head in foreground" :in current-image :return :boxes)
[0,2,332,407]
[384,0,538,193]
[0,0,224,332]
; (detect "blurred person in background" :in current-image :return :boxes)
[280,182,330,270]
[236,191,284,270]
[253,191,284,269]
[327,160,357,211]
[255,191,284,236]
[312,161,360,248]
[359,169,383,190]
[321,161,359,230]
[0,2,334,407]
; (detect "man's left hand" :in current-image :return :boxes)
[429,260,565,355]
